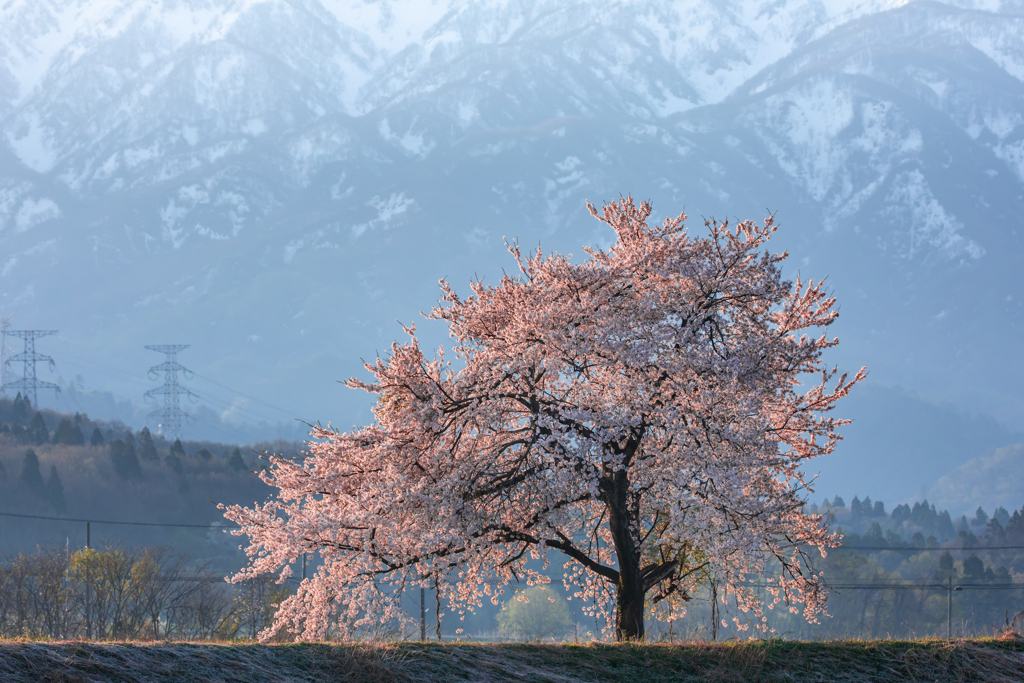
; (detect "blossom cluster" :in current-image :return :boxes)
[222,196,863,641]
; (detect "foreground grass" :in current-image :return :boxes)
[2,639,1023,682]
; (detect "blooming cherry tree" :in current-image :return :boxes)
[223,197,864,641]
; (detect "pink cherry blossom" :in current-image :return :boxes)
[222,196,865,642]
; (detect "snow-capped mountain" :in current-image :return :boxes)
[2,0,1023,501]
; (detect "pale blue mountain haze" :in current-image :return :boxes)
[2,0,1023,511]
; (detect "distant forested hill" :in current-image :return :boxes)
[0,396,300,570]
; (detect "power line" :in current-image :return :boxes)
[192,372,296,418]
[4,513,1024,594]
[0,510,237,529]
[188,388,294,427]
[60,353,151,386]
[1,329,60,406]
[830,583,1024,590]
[144,345,197,440]
[60,352,297,426]
[831,545,1024,552]
[5,509,1024,552]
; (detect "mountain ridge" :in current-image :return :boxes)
[1,0,1022,501]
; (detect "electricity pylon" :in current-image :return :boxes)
[144,345,197,440]
[1,329,61,406]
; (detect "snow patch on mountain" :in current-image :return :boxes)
[5,114,57,173]
[350,192,415,239]
[379,118,434,157]
[288,124,359,184]
[757,79,856,203]
[995,140,1024,182]
[543,155,589,228]
[884,169,984,261]
[160,184,209,248]
[15,198,61,233]
[969,31,1024,83]
[0,181,34,232]
[216,191,249,237]
[320,0,452,56]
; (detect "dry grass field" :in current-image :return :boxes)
[1,638,1023,682]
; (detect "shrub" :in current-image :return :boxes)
[497,587,572,641]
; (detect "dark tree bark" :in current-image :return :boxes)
[604,469,646,641]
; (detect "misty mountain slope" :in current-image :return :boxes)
[1,0,1023,502]
[706,1,1024,418]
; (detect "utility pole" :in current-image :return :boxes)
[144,345,197,440]
[420,585,426,641]
[711,579,718,642]
[946,577,961,639]
[1,329,60,406]
[86,521,91,640]
[947,576,952,639]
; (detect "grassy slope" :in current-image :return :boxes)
[1,640,1023,682]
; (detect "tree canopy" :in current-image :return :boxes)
[224,197,864,641]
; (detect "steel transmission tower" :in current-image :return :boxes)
[1,329,61,406]
[144,345,197,439]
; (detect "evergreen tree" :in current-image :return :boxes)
[124,431,137,462]
[0,459,6,481]
[165,452,184,475]
[850,496,862,519]
[910,500,938,529]
[987,516,1007,543]
[938,510,955,540]
[52,417,85,445]
[138,427,158,461]
[891,504,911,524]
[832,495,845,508]
[937,550,955,579]
[196,448,212,462]
[228,446,247,471]
[166,439,186,476]
[864,521,885,545]
[11,393,28,425]
[20,448,45,495]
[46,465,67,513]
[90,427,104,446]
[1007,507,1024,542]
[29,412,49,445]
[110,439,142,480]
[963,554,985,580]
[52,418,71,444]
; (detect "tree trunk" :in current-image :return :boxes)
[616,571,646,641]
[605,470,645,641]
